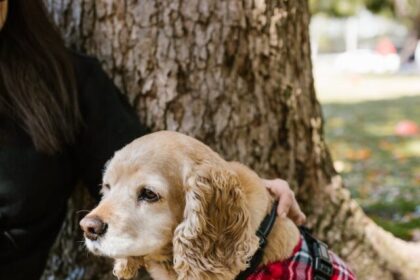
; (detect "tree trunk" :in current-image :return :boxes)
[43,0,420,279]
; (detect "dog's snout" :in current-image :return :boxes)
[80,215,108,240]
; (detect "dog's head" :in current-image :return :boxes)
[80,131,259,279]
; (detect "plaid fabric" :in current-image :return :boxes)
[246,235,356,280]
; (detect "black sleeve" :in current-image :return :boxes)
[73,55,150,199]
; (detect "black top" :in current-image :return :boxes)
[0,53,149,279]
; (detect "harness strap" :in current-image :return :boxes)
[235,201,278,280]
[299,226,333,280]
[235,204,334,280]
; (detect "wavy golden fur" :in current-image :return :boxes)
[81,131,300,280]
[173,162,259,279]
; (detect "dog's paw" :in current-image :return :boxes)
[113,257,143,279]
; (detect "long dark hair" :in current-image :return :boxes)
[0,0,81,154]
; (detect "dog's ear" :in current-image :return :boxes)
[173,161,259,280]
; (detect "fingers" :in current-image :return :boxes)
[276,191,293,219]
[263,178,306,225]
[288,199,306,225]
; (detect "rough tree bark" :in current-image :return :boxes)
[43,0,420,279]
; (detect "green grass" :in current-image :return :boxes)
[321,95,420,240]
[371,216,420,240]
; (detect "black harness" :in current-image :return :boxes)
[235,201,279,280]
[235,202,333,280]
[300,226,334,280]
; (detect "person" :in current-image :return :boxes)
[0,0,306,279]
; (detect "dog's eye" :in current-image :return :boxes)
[103,183,110,190]
[138,188,160,202]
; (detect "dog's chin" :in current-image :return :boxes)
[85,239,107,256]
[84,239,127,258]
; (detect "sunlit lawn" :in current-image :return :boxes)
[321,95,420,240]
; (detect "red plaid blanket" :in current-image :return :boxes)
[246,235,356,280]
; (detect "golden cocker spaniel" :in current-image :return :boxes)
[80,131,303,280]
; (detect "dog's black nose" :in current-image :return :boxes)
[80,215,107,240]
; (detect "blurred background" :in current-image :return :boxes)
[310,0,420,241]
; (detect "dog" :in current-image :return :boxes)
[80,131,355,280]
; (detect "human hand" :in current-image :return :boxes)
[263,178,306,225]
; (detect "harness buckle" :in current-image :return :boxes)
[313,240,333,279]
[299,226,333,280]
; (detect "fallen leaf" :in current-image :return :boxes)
[395,120,419,137]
